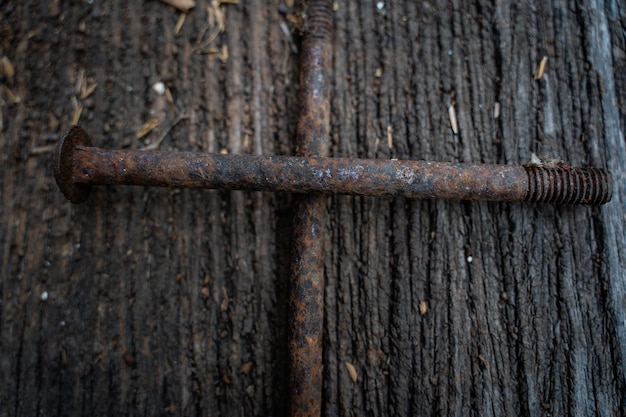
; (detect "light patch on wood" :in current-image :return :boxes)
[534,55,548,80]
[386,125,393,149]
[493,102,500,119]
[344,362,357,383]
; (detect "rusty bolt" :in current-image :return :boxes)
[53,126,613,205]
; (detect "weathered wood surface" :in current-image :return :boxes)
[1,1,624,415]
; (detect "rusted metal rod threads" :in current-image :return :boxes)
[53,126,613,205]
[289,1,333,417]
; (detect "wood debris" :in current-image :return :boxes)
[140,113,189,150]
[220,286,229,312]
[174,13,186,35]
[478,354,489,369]
[79,78,97,100]
[29,144,56,155]
[419,300,428,316]
[344,362,357,383]
[218,44,228,63]
[493,101,500,119]
[523,152,564,169]
[71,96,83,124]
[448,103,458,134]
[136,118,160,139]
[71,105,83,125]
[194,1,228,53]
[1,56,14,80]
[534,55,548,80]
[240,361,253,375]
[161,0,195,13]
[0,85,20,103]
[279,21,298,53]
[76,68,98,100]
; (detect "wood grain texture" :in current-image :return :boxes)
[0,1,624,416]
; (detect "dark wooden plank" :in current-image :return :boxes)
[0,1,623,416]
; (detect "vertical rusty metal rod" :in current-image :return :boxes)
[289,1,333,416]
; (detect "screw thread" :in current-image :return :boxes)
[305,0,333,41]
[524,166,612,205]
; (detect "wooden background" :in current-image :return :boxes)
[1,0,624,415]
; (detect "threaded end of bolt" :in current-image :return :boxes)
[304,0,333,41]
[524,166,612,205]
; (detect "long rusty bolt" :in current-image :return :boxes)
[53,126,613,205]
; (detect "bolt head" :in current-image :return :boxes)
[54,125,93,203]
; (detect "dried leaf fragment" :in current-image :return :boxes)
[161,0,195,12]
[136,118,160,139]
[344,362,357,383]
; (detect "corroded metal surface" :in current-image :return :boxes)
[56,128,613,205]
[53,126,93,203]
[288,1,333,416]
[524,166,612,205]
